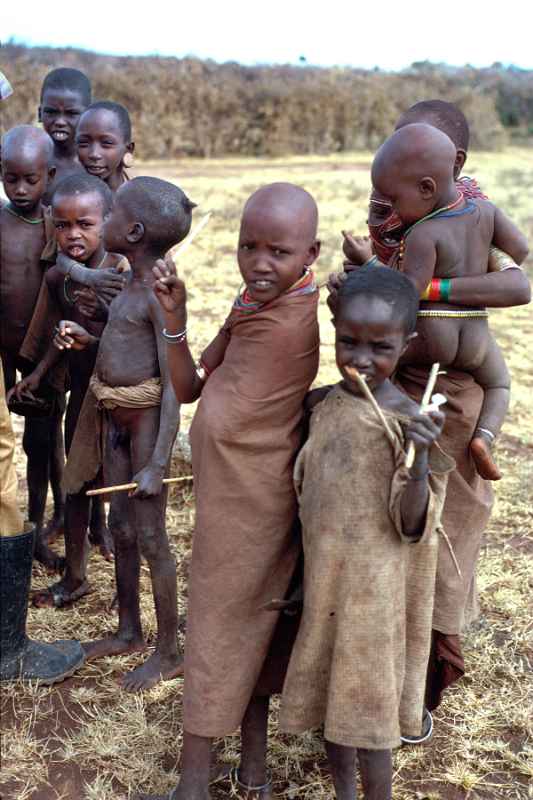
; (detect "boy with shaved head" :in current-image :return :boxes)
[0,125,66,568]
[138,182,320,799]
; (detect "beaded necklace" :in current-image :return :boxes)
[398,192,464,266]
[4,202,44,225]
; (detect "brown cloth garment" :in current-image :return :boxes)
[280,385,454,749]
[62,374,162,495]
[395,366,494,709]
[184,289,319,737]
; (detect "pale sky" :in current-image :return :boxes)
[2,0,532,70]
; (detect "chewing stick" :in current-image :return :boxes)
[170,212,212,262]
[345,366,395,441]
[405,362,440,469]
[86,476,193,497]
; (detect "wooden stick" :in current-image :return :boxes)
[405,362,441,469]
[345,366,395,442]
[170,212,212,262]
[86,476,193,497]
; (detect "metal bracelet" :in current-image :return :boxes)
[162,327,187,343]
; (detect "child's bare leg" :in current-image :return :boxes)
[325,740,357,800]
[33,491,92,608]
[24,416,65,572]
[122,409,181,691]
[88,497,114,561]
[83,432,146,661]
[43,402,66,542]
[357,748,392,800]
[238,695,271,791]
[470,337,510,481]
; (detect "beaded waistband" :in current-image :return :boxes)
[417,309,488,319]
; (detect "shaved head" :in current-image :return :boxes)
[372,123,457,188]
[243,182,318,242]
[2,125,53,166]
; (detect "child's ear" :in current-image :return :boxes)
[306,239,321,266]
[127,221,144,243]
[38,105,43,123]
[454,149,467,180]
[47,165,56,184]
[419,177,436,200]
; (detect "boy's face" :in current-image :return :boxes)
[77,109,130,183]
[40,88,86,149]
[335,295,410,393]
[372,164,434,226]
[102,192,131,254]
[53,190,105,262]
[237,204,318,303]
[1,149,50,212]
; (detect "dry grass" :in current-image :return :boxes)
[1,149,532,800]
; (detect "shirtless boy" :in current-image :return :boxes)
[39,67,91,205]
[0,125,65,568]
[371,123,529,480]
[12,174,118,607]
[138,182,321,800]
[55,176,193,691]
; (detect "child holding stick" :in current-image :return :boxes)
[280,266,453,800]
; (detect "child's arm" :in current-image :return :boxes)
[152,258,228,403]
[447,268,531,308]
[492,207,529,265]
[131,296,181,499]
[400,409,445,539]
[55,253,126,303]
[398,229,438,295]
[8,344,63,403]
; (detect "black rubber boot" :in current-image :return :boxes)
[0,528,85,683]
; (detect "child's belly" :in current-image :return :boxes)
[402,315,490,371]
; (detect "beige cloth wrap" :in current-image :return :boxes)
[0,362,25,535]
[280,385,454,749]
[62,374,162,495]
[184,289,319,737]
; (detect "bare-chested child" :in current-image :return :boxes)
[39,67,92,205]
[0,125,65,568]
[371,123,529,480]
[11,174,120,606]
[53,176,193,691]
[136,182,321,800]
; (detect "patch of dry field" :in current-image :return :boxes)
[1,149,532,800]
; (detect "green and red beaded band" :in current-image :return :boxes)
[420,277,451,303]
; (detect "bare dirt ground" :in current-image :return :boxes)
[1,150,532,799]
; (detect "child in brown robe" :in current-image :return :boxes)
[141,182,321,800]
[281,266,453,800]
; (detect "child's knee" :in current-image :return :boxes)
[140,529,173,564]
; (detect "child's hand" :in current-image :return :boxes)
[326,270,347,313]
[7,371,41,403]
[86,269,126,303]
[74,287,107,320]
[405,409,445,461]
[152,258,187,314]
[53,321,92,351]
[131,464,164,499]
[342,232,372,267]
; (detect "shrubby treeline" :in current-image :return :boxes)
[2,43,532,158]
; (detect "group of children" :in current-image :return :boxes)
[1,66,529,799]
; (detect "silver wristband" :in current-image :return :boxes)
[162,327,187,343]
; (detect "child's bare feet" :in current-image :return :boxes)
[32,578,92,608]
[470,432,502,481]
[82,634,147,661]
[121,651,184,692]
[342,231,373,267]
[33,537,66,573]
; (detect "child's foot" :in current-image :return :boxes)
[470,433,502,481]
[88,523,114,561]
[82,634,147,661]
[42,512,65,544]
[32,578,92,608]
[121,651,184,692]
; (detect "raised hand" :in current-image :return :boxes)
[152,258,187,315]
[342,231,373,268]
[405,409,446,469]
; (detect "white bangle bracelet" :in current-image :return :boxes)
[162,327,187,343]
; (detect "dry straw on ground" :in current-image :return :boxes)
[1,151,532,799]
